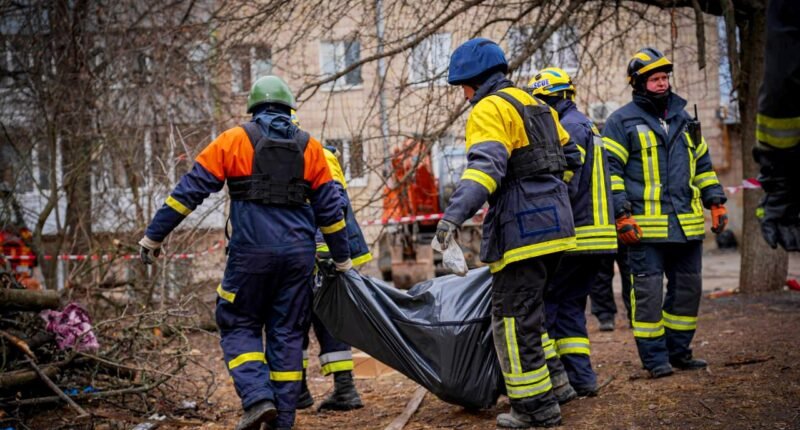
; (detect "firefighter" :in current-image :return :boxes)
[528,67,616,400]
[603,48,728,378]
[138,75,352,430]
[436,38,582,428]
[297,146,370,412]
[589,249,632,331]
[754,0,800,252]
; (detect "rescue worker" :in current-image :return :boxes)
[590,248,631,331]
[754,0,800,251]
[297,146,369,412]
[138,75,352,430]
[603,48,728,378]
[435,38,582,428]
[528,67,616,400]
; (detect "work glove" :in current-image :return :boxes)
[435,219,459,250]
[334,258,353,272]
[710,204,728,234]
[138,236,162,265]
[615,213,643,246]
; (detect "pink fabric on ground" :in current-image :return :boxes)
[40,302,100,351]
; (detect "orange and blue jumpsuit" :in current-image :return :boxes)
[143,109,350,428]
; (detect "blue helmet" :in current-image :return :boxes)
[447,38,508,86]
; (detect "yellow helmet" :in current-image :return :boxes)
[527,67,576,98]
[627,47,673,86]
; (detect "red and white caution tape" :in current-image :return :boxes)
[724,178,761,194]
[2,240,224,262]
[360,208,488,226]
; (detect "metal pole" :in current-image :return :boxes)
[375,0,391,175]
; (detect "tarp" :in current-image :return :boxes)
[313,267,504,409]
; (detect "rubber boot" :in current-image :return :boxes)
[496,404,561,428]
[296,370,314,410]
[235,400,277,430]
[317,371,363,411]
[550,371,577,405]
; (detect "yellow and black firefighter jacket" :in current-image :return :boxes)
[441,79,582,273]
[602,93,727,242]
[551,99,617,254]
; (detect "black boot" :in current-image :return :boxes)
[670,355,708,370]
[317,371,363,411]
[649,363,674,378]
[296,370,314,409]
[496,404,561,428]
[235,400,277,430]
[550,371,577,405]
[598,319,615,332]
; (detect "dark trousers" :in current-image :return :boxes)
[628,241,702,370]
[590,245,631,322]
[492,254,562,416]
[544,254,602,391]
[216,249,314,428]
[303,312,353,376]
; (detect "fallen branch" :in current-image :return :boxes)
[0,329,36,360]
[0,288,59,311]
[5,379,168,407]
[723,356,774,367]
[24,356,90,420]
[0,357,74,389]
[383,386,427,430]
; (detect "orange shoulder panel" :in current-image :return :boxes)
[304,137,334,190]
[195,126,254,180]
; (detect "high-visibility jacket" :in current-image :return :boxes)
[443,79,581,273]
[602,93,727,242]
[145,110,350,262]
[316,147,372,267]
[551,99,616,254]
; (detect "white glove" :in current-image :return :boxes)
[138,236,162,265]
[334,258,353,272]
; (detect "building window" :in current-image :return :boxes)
[319,40,362,89]
[324,138,366,187]
[0,129,56,193]
[410,33,451,86]
[508,25,580,78]
[230,45,272,94]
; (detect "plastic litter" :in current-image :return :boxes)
[431,235,468,276]
[39,302,99,352]
[314,267,503,409]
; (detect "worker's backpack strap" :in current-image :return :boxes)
[492,91,567,181]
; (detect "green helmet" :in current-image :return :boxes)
[247,75,296,113]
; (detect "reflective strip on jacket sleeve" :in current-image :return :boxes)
[757,113,800,149]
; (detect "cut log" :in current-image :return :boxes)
[0,289,60,311]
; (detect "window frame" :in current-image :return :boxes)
[318,39,363,91]
[409,32,451,87]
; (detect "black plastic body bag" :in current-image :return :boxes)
[313,267,504,409]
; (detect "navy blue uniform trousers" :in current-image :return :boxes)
[216,247,315,428]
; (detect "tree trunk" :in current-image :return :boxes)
[736,9,789,293]
[0,289,61,310]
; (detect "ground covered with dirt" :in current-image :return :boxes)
[21,253,800,429]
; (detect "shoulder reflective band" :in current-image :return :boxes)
[603,137,628,164]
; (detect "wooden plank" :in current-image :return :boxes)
[383,386,427,430]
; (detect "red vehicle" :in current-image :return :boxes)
[378,139,482,288]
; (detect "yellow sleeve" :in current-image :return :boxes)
[323,148,348,189]
[465,99,514,155]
